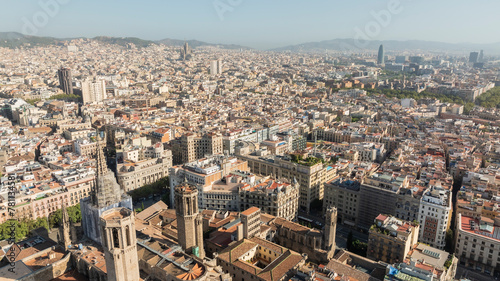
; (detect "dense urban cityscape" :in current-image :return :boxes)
[1,2,500,281]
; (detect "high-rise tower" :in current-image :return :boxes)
[377,45,385,65]
[175,182,205,259]
[478,50,484,62]
[81,134,133,244]
[100,207,140,281]
[58,67,73,95]
[469,52,479,63]
[323,206,337,259]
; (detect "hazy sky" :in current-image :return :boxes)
[2,0,499,49]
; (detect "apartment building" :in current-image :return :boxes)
[367,214,420,264]
[171,132,223,164]
[116,155,173,192]
[358,172,409,230]
[241,207,261,239]
[168,155,249,208]
[418,186,452,250]
[237,152,336,213]
[456,213,500,277]
[239,177,299,221]
[323,176,360,227]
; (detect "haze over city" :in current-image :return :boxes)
[2,0,500,49]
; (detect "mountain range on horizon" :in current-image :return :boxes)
[1,32,500,55]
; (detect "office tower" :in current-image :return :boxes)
[57,67,73,95]
[175,181,205,258]
[80,135,133,244]
[100,207,140,281]
[377,44,385,65]
[478,50,484,62]
[469,52,479,63]
[82,79,107,104]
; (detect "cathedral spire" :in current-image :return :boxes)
[59,199,71,249]
[96,132,107,177]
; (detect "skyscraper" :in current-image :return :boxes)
[80,134,133,244]
[478,50,484,62]
[377,44,385,65]
[469,52,479,63]
[57,67,73,95]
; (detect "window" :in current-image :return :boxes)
[113,228,120,248]
[126,226,131,246]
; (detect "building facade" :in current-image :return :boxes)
[367,214,420,264]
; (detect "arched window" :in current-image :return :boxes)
[126,226,131,246]
[112,228,120,248]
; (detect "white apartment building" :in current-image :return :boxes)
[82,79,107,104]
[418,186,452,250]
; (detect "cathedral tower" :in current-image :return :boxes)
[58,200,71,249]
[324,206,337,259]
[81,134,133,244]
[100,207,140,281]
[175,182,205,259]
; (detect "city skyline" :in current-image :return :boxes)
[2,0,500,49]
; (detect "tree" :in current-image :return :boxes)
[346,231,354,251]
[161,193,170,205]
[445,229,454,253]
[67,204,82,223]
[128,176,169,201]
[49,209,62,228]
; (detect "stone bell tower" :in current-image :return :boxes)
[324,206,337,259]
[100,207,140,281]
[175,182,205,259]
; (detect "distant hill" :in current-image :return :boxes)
[0,32,251,50]
[0,32,63,48]
[155,38,250,50]
[272,38,500,55]
[92,36,155,48]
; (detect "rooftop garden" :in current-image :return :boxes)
[370,224,391,236]
[290,154,325,166]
